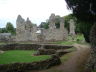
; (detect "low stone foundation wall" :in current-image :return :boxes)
[0,44,73,72]
[0,43,73,51]
[44,44,73,50]
[0,55,61,72]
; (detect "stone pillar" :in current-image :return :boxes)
[60,18,64,31]
[49,13,56,29]
[69,19,75,35]
[16,15,25,41]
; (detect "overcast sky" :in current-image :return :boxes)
[0,0,71,28]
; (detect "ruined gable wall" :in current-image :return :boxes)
[16,15,26,41]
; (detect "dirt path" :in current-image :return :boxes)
[29,44,91,72]
[57,44,90,72]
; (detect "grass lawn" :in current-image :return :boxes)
[0,50,51,64]
[93,70,96,72]
[52,34,88,45]
[0,42,6,45]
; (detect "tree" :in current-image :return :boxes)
[65,0,96,71]
[76,20,93,43]
[39,22,49,29]
[0,28,8,33]
[6,22,15,35]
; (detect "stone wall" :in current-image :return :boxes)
[0,44,73,72]
[43,28,68,41]
[0,44,72,51]
[0,33,12,42]
[0,55,61,72]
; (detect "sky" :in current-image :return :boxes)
[0,0,71,28]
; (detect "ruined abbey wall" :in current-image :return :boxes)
[16,14,68,42]
[16,15,38,42]
[43,14,68,41]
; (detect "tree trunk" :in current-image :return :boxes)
[85,23,96,72]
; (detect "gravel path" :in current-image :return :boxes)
[57,44,90,72]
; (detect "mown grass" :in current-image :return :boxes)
[0,50,51,64]
[0,42,6,45]
[52,34,88,45]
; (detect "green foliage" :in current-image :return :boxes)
[55,16,60,28]
[0,50,50,64]
[77,21,93,42]
[55,22,60,28]
[39,22,49,29]
[6,22,16,35]
[0,28,2,33]
[65,0,96,22]
[0,28,8,33]
[39,16,61,29]
[60,52,73,62]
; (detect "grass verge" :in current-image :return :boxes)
[0,50,51,64]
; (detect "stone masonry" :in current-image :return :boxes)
[43,14,68,41]
[69,19,76,35]
[16,14,68,42]
[16,15,38,42]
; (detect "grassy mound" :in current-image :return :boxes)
[0,50,51,64]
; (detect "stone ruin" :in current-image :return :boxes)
[16,14,68,42]
[43,14,68,41]
[0,33,11,42]
[69,19,76,36]
[16,15,38,42]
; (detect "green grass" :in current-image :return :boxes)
[0,50,51,64]
[53,41,77,45]
[65,47,76,52]
[60,52,73,62]
[93,70,96,72]
[0,42,6,45]
[52,34,87,45]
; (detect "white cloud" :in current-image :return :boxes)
[0,0,71,28]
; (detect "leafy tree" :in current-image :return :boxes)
[6,22,15,35]
[77,20,93,43]
[39,22,49,29]
[0,28,8,33]
[0,28,2,33]
[65,0,96,71]
[55,16,60,28]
